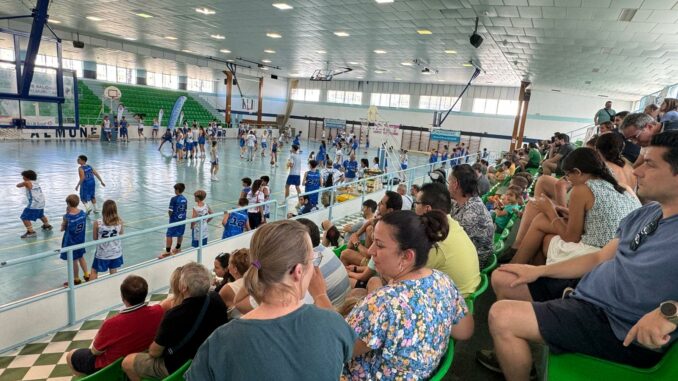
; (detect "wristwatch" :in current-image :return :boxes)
[660,301,678,325]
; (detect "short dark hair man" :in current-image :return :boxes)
[67,276,164,376]
[488,132,678,380]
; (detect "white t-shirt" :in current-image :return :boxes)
[289,153,302,176]
[401,194,413,211]
[95,220,123,260]
[247,190,265,213]
[192,204,210,240]
[246,134,256,147]
[26,182,46,209]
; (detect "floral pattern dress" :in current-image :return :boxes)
[345,270,468,380]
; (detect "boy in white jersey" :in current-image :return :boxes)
[17,170,52,238]
[210,140,219,181]
[90,200,124,280]
[191,190,213,247]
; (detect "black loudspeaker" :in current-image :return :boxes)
[470,33,483,48]
[271,74,278,80]
[12,118,26,128]
[72,40,85,49]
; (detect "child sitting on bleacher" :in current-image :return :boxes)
[493,189,521,233]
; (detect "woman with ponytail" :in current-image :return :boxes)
[510,147,640,265]
[186,221,356,381]
[345,210,474,380]
[595,132,637,191]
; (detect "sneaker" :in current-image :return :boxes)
[157,251,172,259]
[476,349,502,373]
[41,224,53,231]
[83,274,90,282]
[63,278,82,287]
[21,231,37,239]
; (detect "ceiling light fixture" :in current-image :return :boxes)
[395,77,402,80]
[124,37,137,41]
[618,8,637,22]
[264,49,276,54]
[261,67,269,71]
[220,49,231,53]
[272,3,294,10]
[316,50,327,54]
[348,61,359,65]
[375,0,394,3]
[266,32,282,38]
[48,19,61,24]
[401,62,413,66]
[375,69,386,74]
[135,13,153,18]
[374,49,387,54]
[262,59,272,63]
[195,7,216,15]
[437,79,445,82]
[165,36,177,40]
[211,34,225,40]
[462,63,473,67]
[356,76,364,79]
[334,31,350,37]
[182,49,193,53]
[444,49,457,54]
[417,29,432,35]
[86,16,103,21]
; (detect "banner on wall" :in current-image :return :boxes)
[324,118,346,129]
[371,122,400,136]
[167,96,187,130]
[431,128,461,143]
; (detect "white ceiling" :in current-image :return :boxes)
[1,0,677,100]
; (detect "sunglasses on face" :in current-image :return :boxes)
[630,214,661,251]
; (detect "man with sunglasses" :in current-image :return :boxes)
[485,132,678,381]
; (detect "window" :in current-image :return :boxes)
[290,88,319,102]
[163,74,178,89]
[669,84,678,99]
[202,80,214,93]
[371,93,409,108]
[63,59,83,77]
[472,98,505,114]
[0,48,14,62]
[497,100,519,115]
[327,90,362,105]
[419,95,461,111]
[188,78,201,92]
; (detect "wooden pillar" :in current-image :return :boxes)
[516,90,531,148]
[257,77,264,125]
[509,81,530,152]
[223,70,233,126]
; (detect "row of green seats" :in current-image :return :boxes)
[77,358,191,381]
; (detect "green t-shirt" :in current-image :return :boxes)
[528,148,541,168]
[595,108,616,124]
[494,203,521,231]
[185,305,356,381]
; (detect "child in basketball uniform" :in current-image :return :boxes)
[119,116,129,142]
[270,137,278,168]
[260,132,268,158]
[76,155,106,214]
[61,194,89,285]
[239,177,252,199]
[441,145,449,168]
[198,127,207,158]
[260,176,271,219]
[175,131,184,161]
[210,140,219,181]
[102,116,112,142]
[158,128,173,152]
[185,129,195,159]
[221,198,250,239]
[160,183,187,258]
[17,170,52,238]
[239,132,246,159]
[303,160,321,207]
[136,116,145,139]
[191,190,213,248]
[152,118,160,139]
[90,200,123,280]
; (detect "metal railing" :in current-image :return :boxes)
[0,153,479,323]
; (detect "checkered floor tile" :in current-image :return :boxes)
[0,295,167,381]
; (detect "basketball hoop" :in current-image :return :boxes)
[103,86,121,101]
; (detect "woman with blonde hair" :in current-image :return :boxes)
[186,221,356,380]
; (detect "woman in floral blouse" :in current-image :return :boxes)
[345,210,474,380]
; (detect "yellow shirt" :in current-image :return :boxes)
[426,216,481,297]
[509,163,517,176]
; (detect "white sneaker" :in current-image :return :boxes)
[212,176,219,181]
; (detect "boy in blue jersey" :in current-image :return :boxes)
[160,183,187,258]
[17,170,52,238]
[303,160,322,207]
[239,177,252,199]
[221,198,251,239]
[440,145,449,168]
[342,153,359,183]
[61,194,89,286]
[119,116,129,143]
[75,155,106,215]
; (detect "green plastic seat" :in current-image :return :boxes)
[493,239,504,255]
[429,338,455,381]
[77,358,126,380]
[465,273,488,314]
[547,343,678,381]
[141,359,191,381]
[481,253,498,275]
[333,244,347,258]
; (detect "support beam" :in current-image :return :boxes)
[516,90,531,149]
[257,77,264,125]
[223,70,233,126]
[509,81,530,152]
[20,0,50,97]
